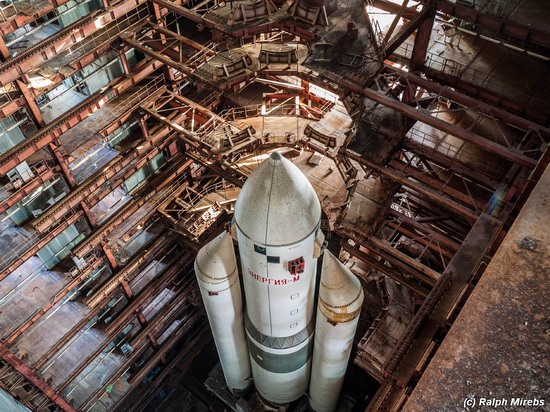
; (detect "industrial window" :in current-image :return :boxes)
[254,244,266,255]
[288,257,305,275]
[267,255,280,264]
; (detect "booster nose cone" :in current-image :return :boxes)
[195,231,236,282]
[318,250,363,322]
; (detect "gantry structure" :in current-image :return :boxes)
[0,0,548,410]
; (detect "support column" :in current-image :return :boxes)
[81,201,97,228]
[119,48,131,75]
[0,37,9,59]
[49,142,77,188]
[410,0,436,70]
[151,3,176,88]
[102,243,118,268]
[139,117,149,138]
[16,78,45,127]
[120,278,133,298]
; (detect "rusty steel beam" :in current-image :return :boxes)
[416,65,550,125]
[388,209,460,252]
[341,242,431,297]
[85,232,178,308]
[0,0,148,86]
[127,311,203,385]
[319,71,538,168]
[30,44,129,102]
[387,65,550,136]
[388,158,487,211]
[103,252,193,336]
[148,22,216,56]
[50,142,77,188]
[402,138,501,189]
[368,236,441,282]
[32,124,180,232]
[385,219,454,260]
[87,135,189,209]
[55,310,133,393]
[382,0,409,44]
[140,97,251,184]
[0,166,59,214]
[72,157,193,258]
[384,4,431,58]
[343,148,479,222]
[149,0,316,40]
[128,285,192,349]
[410,1,436,69]
[359,234,438,287]
[55,275,191,395]
[79,311,205,412]
[372,213,501,411]
[434,0,550,51]
[30,268,108,370]
[15,79,44,126]
[56,280,193,394]
[0,210,83,281]
[0,91,102,175]
[0,96,25,119]
[4,253,105,345]
[185,151,247,187]
[120,31,218,88]
[136,298,192,351]
[361,87,537,168]
[0,0,73,36]
[0,342,76,412]
[371,0,418,19]
[78,335,153,411]
[152,324,211,386]
[0,58,163,176]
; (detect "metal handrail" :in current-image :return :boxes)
[405,126,506,177]
[393,42,550,113]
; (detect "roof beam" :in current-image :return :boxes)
[0,342,76,412]
[360,86,537,168]
[386,65,550,137]
[434,0,550,53]
[343,148,480,222]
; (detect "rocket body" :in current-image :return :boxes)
[194,152,363,410]
[309,250,364,411]
[194,232,252,394]
[234,152,321,403]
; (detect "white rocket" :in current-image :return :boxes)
[194,152,363,410]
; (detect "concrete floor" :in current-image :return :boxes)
[42,85,88,124]
[92,187,131,225]
[0,264,67,339]
[7,24,60,55]
[0,218,37,272]
[70,142,119,184]
[382,11,550,110]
